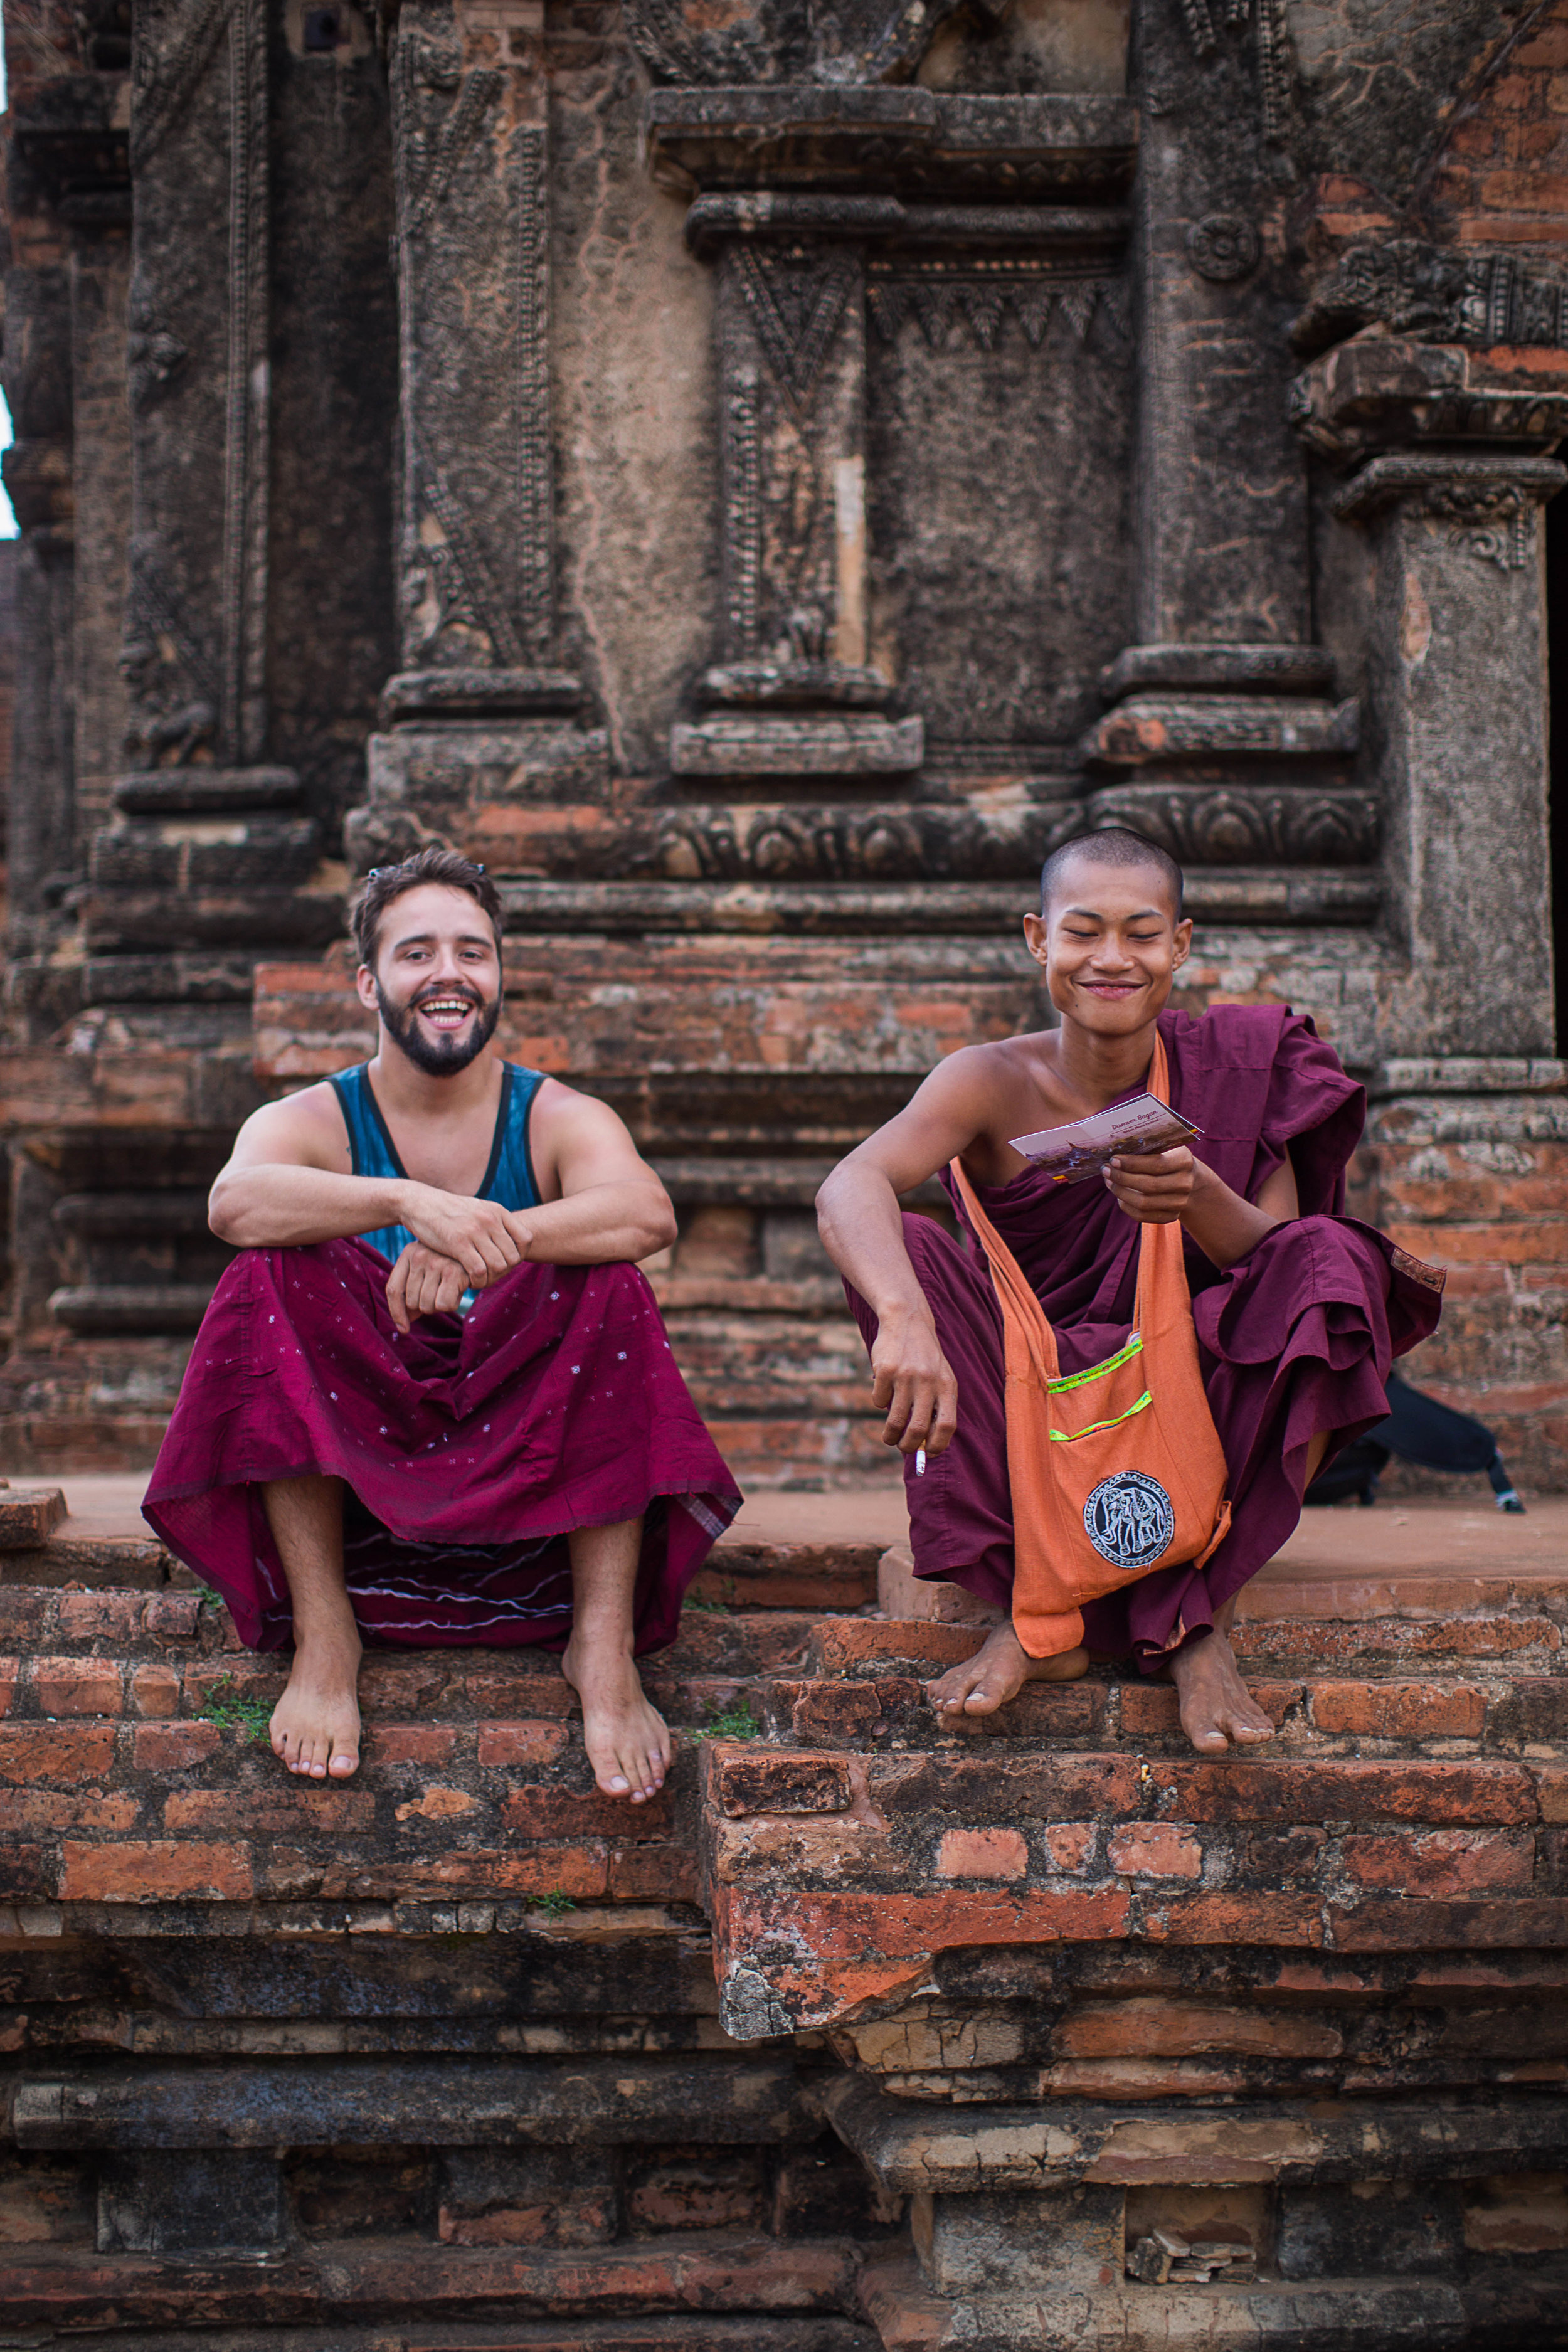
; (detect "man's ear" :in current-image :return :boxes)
[1172,916,1194,968]
[354,961,379,1009]
[1022,911,1047,962]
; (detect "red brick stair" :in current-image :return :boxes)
[4,1497,1568,2342]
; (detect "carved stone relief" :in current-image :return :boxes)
[622,0,987,89]
[1177,0,1292,142]
[1332,455,1567,573]
[124,0,271,768]
[866,264,1128,351]
[1083,785,1379,867]
[1293,241,1568,358]
[390,4,554,675]
[1185,214,1259,284]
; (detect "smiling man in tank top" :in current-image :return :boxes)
[817,830,1444,1756]
[142,849,741,1800]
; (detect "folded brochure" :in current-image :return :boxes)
[1009,1094,1203,1185]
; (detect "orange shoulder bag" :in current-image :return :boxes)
[948,1029,1231,1658]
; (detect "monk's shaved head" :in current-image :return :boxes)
[1040,828,1184,921]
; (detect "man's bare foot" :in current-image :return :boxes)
[270,1632,363,1779]
[928,1619,1090,1718]
[1167,1625,1275,1755]
[562,1637,672,1803]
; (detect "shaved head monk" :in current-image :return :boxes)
[143,849,740,1801]
[817,830,1443,1756]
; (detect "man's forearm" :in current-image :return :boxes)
[517,1182,675,1266]
[209,1164,413,1248]
[816,1165,936,1329]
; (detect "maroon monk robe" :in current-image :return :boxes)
[143,1244,741,1656]
[845,1005,1444,1667]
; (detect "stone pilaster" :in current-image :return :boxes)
[124,0,272,773]
[89,0,322,955]
[1332,453,1564,1058]
[349,0,607,872]
[1081,0,1359,867]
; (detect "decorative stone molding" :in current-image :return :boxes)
[866,267,1127,352]
[1080,783,1377,867]
[1079,696,1359,769]
[1332,455,1568,571]
[1293,241,1568,359]
[1175,0,1293,143]
[1099,644,1333,703]
[642,89,1139,200]
[670,718,923,781]
[1185,213,1259,283]
[1290,342,1568,466]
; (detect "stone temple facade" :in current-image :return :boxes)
[4,2,1568,2344]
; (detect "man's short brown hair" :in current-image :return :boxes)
[351,847,504,968]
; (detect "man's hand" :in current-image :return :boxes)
[870,1308,959,1456]
[1104,1146,1199,1226]
[385,1242,479,1335]
[400,1187,530,1283]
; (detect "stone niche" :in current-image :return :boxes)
[866,246,1134,774]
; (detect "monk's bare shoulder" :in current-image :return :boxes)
[925,1034,1065,1134]
[224,1081,352,1174]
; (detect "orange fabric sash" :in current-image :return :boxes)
[949,1030,1231,1658]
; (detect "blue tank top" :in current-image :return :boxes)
[329,1061,545,1266]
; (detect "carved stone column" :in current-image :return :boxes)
[1333,453,1564,1058]
[349,0,607,873]
[1080,0,1363,870]
[90,0,324,954]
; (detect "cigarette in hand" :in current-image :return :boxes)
[915,1449,926,1477]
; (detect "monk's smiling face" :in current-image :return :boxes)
[1022,851,1192,1037]
[356,881,504,1078]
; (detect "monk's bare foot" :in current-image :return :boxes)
[1167,1626,1274,1755]
[562,1638,672,1803]
[928,1619,1090,1719]
[270,1631,362,1779]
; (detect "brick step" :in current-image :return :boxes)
[701,1739,1568,2034]
[43,2327,876,2352]
[14,2054,811,2149]
[0,1588,831,1675]
[45,2327,876,2352]
[861,2249,1568,2352]
[0,2231,865,2332]
[0,1527,880,1608]
[763,1667,1568,1757]
[0,1483,67,1548]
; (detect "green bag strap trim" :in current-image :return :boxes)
[1049,1389,1153,1444]
[1046,1333,1143,1397]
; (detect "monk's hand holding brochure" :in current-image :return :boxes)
[1009,1095,1204,1186]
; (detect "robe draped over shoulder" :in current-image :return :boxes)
[845,1005,1443,1665]
[144,1243,741,1655]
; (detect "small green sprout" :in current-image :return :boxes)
[198,1674,275,1743]
[694,1699,760,1742]
[527,1888,577,1919]
[193,1582,225,1609]
[684,1596,729,1615]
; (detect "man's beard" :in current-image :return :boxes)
[376,981,501,1078]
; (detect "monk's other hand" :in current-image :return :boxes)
[402,1185,527,1286]
[1104,1145,1198,1225]
[386,1241,474,1333]
[869,1307,960,1456]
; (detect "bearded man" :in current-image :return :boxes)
[144,849,740,1802]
